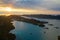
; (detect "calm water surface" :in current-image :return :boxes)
[10,18,60,40]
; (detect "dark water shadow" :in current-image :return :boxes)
[0,16,16,40]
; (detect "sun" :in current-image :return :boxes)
[5,7,12,12]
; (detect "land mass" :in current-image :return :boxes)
[10,15,48,27]
[24,14,60,20]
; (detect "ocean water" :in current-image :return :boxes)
[10,18,60,40]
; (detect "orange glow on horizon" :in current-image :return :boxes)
[0,6,60,15]
[0,7,38,13]
[0,14,11,16]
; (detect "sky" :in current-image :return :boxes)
[0,0,60,15]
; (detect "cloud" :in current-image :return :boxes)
[11,0,60,11]
[0,0,60,10]
[39,0,60,11]
[13,0,41,9]
[0,0,60,15]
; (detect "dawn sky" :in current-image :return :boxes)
[0,0,60,15]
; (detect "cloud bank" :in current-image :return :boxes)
[0,0,60,14]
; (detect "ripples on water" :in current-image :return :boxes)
[10,19,60,40]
